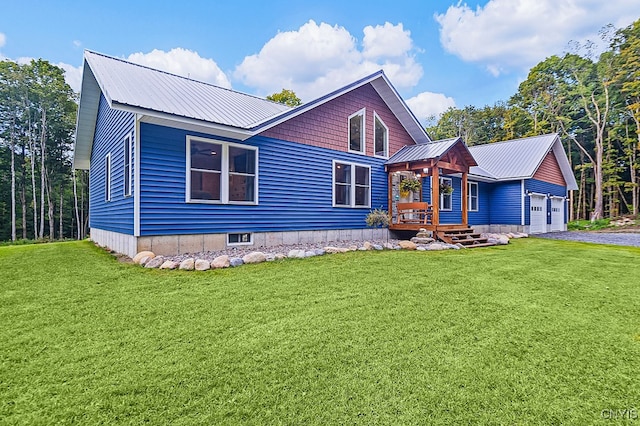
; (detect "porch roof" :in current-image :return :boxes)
[385,137,477,168]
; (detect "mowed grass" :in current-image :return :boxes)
[1,239,639,424]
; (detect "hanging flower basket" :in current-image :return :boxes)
[399,178,422,197]
[439,182,454,195]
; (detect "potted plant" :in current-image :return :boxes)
[365,208,389,228]
[399,177,422,198]
[439,181,454,195]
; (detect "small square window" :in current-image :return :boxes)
[228,233,253,246]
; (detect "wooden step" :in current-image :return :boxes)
[435,226,496,248]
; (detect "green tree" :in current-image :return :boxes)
[267,89,302,107]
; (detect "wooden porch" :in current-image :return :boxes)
[384,138,494,247]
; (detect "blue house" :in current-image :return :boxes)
[73,51,577,257]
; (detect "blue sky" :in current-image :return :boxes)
[2,1,639,122]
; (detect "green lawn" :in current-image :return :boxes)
[1,239,639,424]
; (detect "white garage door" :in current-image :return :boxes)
[529,194,547,234]
[550,197,564,231]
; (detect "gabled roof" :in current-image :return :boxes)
[385,137,477,167]
[74,51,431,169]
[468,133,578,189]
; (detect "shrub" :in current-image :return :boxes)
[365,208,389,228]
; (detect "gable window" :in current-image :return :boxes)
[187,136,258,204]
[105,153,111,202]
[123,134,132,197]
[348,109,365,154]
[373,113,388,158]
[467,182,478,212]
[333,160,370,208]
[439,177,452,211]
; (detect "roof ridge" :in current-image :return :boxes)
[468,133,558,149]
[84,49,291,108]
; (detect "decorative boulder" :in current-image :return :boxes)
[212,255,230,269]
[139,256,153,266]
[398,241,417,250]
[133,251,155,264]
[243,252,266,264]
[229,257,244,267]
[426,243,445,251]
[159,260,179,270]
[383,243,395,250]
[411,237,435,244]
[144,256,165,269]
[363,241,373,250]
[497,236,510,245]
[288,249,306,259]
[195,259,211,271]
[179,258,195,270]
[324,246,348,254]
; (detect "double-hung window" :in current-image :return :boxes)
[123,134,132,197]
[348,109,365,154]
[333,161,370,208]
[373,112,388,158]
[467,182,478,212]
[439,177,452,211]
[187,136,257,204]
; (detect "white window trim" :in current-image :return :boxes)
[467,181,478,212]
[347,108,366,155]
[123,133,133,197]
[332,159,371,208]
[185,135,259,205]
[373,112,389,159]
[105,153,111,202]
[439,176,452,211]
[227,233,253,246]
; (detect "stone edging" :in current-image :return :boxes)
[129,232,528,271]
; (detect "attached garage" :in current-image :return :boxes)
[529,194,547,234]
[550,197,565,231]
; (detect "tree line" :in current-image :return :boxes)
[427,19,640,221]
[0,59,88,243]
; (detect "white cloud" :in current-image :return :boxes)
[234,20,423,101]
[57,62,83,93]
[0,32,5,48]
[435,0,640,75]
[406,91,456,124]
[127,48,231,89]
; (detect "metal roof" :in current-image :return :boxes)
[468,133,578,189]
[74,51,431,169]
[85,51,290,128]
[385,137,476,167]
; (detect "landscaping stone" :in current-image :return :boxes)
[426,243,445,251]
[195,259,211,271]
[398,240,417,250]
[229,257,244,267]
[288,249,306,259]
[212,255,230,269]
[275,253,287,260]
[373,244,383,250]
[383,242,395,250]
[159,260,179,270]
[411,237,435,244]
[324,246,348,254]
[144,256,165,268]
[304,250,317,257]
[313,249,325,256]
[497,236,510,245]
[179,258,195,270]
[139,256,153,266]
[133,251,155,264]
[416,246,426,251]
[242,252,266,264]
[348,245,358,251]
[363,241,373,250]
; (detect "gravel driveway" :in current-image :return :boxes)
[536,231,640,247]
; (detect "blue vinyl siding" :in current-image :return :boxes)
[468,181,490,225]
[138,123,387,235]
[421,175,462,224]
[489,181,522,225]
[524,179,567,225]
[89,95,135,234]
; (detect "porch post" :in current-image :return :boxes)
[462,171,468,226]
[387,172,393,225]
[431,166,440,225]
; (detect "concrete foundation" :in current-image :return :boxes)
[90,227,392,258]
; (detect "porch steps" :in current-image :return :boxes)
[436,227,496,248]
